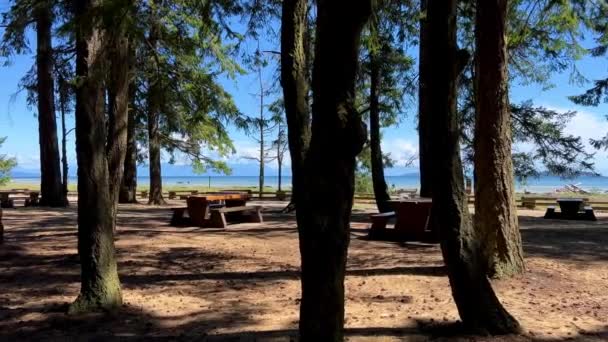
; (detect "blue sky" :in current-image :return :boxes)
[1,23,608,177]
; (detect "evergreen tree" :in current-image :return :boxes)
[0,137,17,186]
[296,0,371,339]
[69,0,124,314]
[359,0,416,212]
[427,0,520,333]
[1,0,67,207]
[280,0,311,211]
[474,0,525,278]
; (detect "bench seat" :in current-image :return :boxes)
[369,211,396,231]
[170,207,189,226]
[209,205,263,228]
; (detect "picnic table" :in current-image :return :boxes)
[0,189,40,208]
[544,198,596,221]
[368,198,433,241]
[171,193,261,228]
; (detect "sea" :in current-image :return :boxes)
[9,174,608,193]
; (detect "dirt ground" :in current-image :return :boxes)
[0,200,607,341]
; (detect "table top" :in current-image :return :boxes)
[388,198,433,204]
[189,193,249,201]
[0,189,38,194]
[556,198,585,203]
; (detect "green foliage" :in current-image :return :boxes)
[131,0,246,174]
[0,137,17,186]
[354,170,374,194]
[567,1,608,154]
[357,0,417,126]
[456,0,604,178]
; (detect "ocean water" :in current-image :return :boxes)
[10,175,608,193]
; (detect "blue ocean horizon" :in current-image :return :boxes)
[9,174,608,193]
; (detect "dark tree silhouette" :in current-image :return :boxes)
[296,0,371,340]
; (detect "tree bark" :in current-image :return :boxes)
[147,5,165,205]
[296,1,371,340]
[107,22,130,226]
[474,0,525,279]
[147,92,164,205]
[369,42,392,213]
[280,0,311,208]
[69,0,121,314]
[427,0,520,334]
[119,89,138,204]
[59,77,69,202]
[418,0,433,198]
[36,1,67,207]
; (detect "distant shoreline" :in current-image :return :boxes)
[6,174,608,193]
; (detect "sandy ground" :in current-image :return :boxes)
[0,200,607,341]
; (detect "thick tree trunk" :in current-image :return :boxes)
[69,0,122,314]
[147,8,165,206]
[107,26,130,226]
[427,0,520,334]
[119,91,138,204]
[474,0,525,279]
[296,1,371,340]
[418,0,433,198]
[36,2,67,207]
[280,0,311,208]
[369,48,392,213]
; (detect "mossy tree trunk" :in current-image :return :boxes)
[417,0,433,199]
[474,0,525,279]
[296,0,371,340]
[281,0,311,208]
[36,1,67,207]
[70,0,122,314]
[427,0,521,334]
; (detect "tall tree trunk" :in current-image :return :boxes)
[297,1,371,340]
[418,0,433,198]
[119,89,138,204]
[36,2,67,207]
[427,0,520,334]
[147,93,164,205]
[69,0,122,314]
[259,120,264,198]
[474,0,525,279]
[281,0,311,208]
[147,5,165,205]
[106,23,130,226]
[59,77,69,202]
[369,41,391,213]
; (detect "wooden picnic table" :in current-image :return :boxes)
[186,193,251,227]
[388,198,433,233]
[369,198,433,241]
[556,198,585,218]
[0,189,40,208]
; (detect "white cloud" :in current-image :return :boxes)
[9,153,40,169]
[543,105,608,173]
[381,138,419,167]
